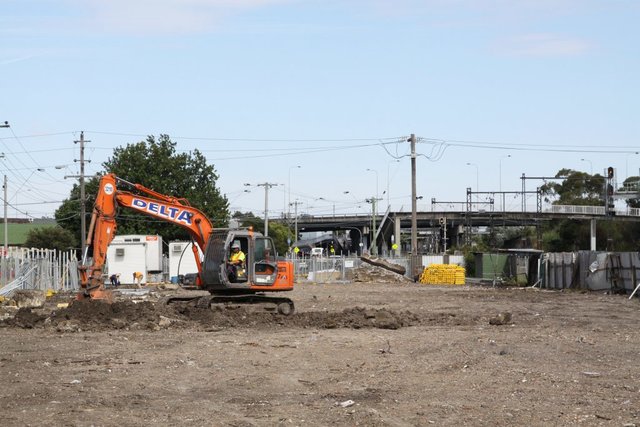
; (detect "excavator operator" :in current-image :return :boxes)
[227,242,246,282]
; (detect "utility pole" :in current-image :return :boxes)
[1,153,6,260]
[1,122,8,286]
[366,196,379,255]
[74,132,91,260]
[410,134,417,256]
[256,182,279,236]
[408,133,419,280]
[290,200,302,246]
[2,175,6,285]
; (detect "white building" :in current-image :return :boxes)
[106,235,163,285]
[168,241,202,282]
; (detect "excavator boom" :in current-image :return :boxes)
[78,173,213,299]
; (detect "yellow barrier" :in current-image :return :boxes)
[419,264,465,285]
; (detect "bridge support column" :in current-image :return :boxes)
[590,219,597,251]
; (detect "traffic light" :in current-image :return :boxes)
[607,166,614,179]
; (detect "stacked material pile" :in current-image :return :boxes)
[352,264,413,283]
[419,264,466,285]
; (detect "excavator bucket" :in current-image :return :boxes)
[76,287,114,303]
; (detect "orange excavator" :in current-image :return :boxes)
[77,173,295,314]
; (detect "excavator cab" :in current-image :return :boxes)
[200,229,280,291]
[253,236,278,286]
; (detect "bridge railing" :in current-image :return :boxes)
[546,205,640,217]
[546,205,607,215]
[278,203,640,221]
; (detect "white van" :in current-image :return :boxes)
[310,247,324,257]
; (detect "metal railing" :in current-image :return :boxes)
[547,205,640,217]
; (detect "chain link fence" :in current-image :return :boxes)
[287,255,415,283]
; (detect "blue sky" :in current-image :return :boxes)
[1,0,639,219]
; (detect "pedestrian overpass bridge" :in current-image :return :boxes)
[274,204,640,254]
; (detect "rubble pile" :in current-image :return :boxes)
[352,263,413,283]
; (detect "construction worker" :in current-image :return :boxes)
[109,273,121,287]
[227,242,245,282]
[133,271,143,288]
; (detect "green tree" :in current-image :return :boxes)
[538,169,604,251]
[55,135,229,244]
[24,226,77,252]
[539,169,640,251]
[621,175,640,208]
[539,168,605,206]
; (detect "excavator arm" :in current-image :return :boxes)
[78,173,214,300]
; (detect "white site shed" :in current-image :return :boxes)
[106,235,163,285]
[168,241,202,282]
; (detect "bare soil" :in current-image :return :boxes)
[1,281,640,426]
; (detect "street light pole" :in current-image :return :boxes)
[366,168,379,200]
[387,159,400,209]
[580,158,593,174]
[366,168,379,255]
[255,182,279,237]
[625,152,638,180]
[499,154,511,211]
[466,162,479,204]
[288,165,301,219]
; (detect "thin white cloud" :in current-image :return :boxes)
[495,33,593,57]
[71,0,294,35]
[365,0,586,18]
[0,56,35,66]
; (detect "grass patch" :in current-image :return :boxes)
[0,223,56,245]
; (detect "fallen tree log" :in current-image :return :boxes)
[359,254,406,276]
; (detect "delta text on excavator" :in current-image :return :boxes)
[77,173,295,315]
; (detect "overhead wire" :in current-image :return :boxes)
[1,128,637,220]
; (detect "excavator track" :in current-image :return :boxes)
[160,294,295,316]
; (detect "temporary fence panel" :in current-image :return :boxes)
[288,255,415,284]
[541,251,640,292]
[0,247,79,296]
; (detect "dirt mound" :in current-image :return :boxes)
[0,298,478,332]
[5,300,162,332]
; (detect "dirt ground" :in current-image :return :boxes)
[2,278,640,426]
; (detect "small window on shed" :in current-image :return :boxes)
[115,248,125,257]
